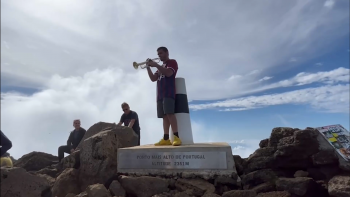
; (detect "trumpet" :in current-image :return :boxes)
[133,58,160,69]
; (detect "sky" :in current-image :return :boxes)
[1,0,349,160]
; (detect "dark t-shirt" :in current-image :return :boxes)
[120,110,140,134]
[155,59,178,101]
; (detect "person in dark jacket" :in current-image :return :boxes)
[58,119,86,162]
[0,130,12,157]
[117,102,141,146]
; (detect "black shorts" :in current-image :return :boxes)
[157,97,175,118]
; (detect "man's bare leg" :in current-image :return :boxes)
[167,114,181,146]
[163,116,170,135]
[167,114,178,134]
[154,116,172,146]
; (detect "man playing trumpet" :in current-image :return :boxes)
[146,46,182,146]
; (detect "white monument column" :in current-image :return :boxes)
[170,77,194,144]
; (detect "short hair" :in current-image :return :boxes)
[74,119,80,123]
[157,46,168,53]
[121,102,129,108]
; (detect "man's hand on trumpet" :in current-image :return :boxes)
[146,58,159,67]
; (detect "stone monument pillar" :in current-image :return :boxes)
[170,77,194,144]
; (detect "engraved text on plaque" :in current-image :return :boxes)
[118,151,227,169]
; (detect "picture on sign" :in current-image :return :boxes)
[316,124,350,161]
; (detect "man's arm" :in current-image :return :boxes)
[155,64,173,77]
[128,112,138,128]
[128,120,135,128]
[153,60,178,77]
[67,132,73,147]
[74,128,86,150]
[117,114,124,126]
[147,67,158,82]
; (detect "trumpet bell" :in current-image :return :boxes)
[133,62,139,69]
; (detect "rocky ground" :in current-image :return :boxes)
[1,122,349,197]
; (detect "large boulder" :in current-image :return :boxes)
[232,155,245,176]
[86,183,112,197]
[1,167,51,197]
[75,192,88,197]
[56,149,81,176]
[214,175,242,194]
[222,190,257,197]
[36,173,56,187]
[328,175,350,197]
[76,122,118,150]
[78,125,138,190]
[259,139,269,148]
[241,127,328,175]
[51,168,81,197]
[256,191,292,197]
[35,166,59,178]
[244,147,276,174]
[272,128,320,169]
[241,169,278,190]
[109,180,126,197]
[62,150,80,169]
[175,178,216,196]
[119,176,169,197]
[268,127,299,148]
[14,151,58,172]
[250,183,276,194]
[311,149,339,166]
[276,177,317,196]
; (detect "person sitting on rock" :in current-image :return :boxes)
[58,119,86,162]
[117,102,141,146]
[0,152,13,167]
[1,130,12,157]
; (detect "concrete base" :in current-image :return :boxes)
[117,142,239,180]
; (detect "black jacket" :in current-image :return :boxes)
[67,128,86,149]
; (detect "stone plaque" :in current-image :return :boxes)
[118,151,227,169]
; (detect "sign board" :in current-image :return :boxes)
[315,124,350,161]
[118,151,227,169]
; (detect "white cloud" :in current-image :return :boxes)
[324,0,335,8]
[315,62,323,66]
[201,67,349,111]
[1,0,349,101]
[190,84,350,113]
[1,68,162,159]
[228,75,242,81]
[289,57,298,62]
[229,140,261,158]
[259,76,273,82]
[247,70,260,75]
[1,79,260,159]
[258,67,349,90]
